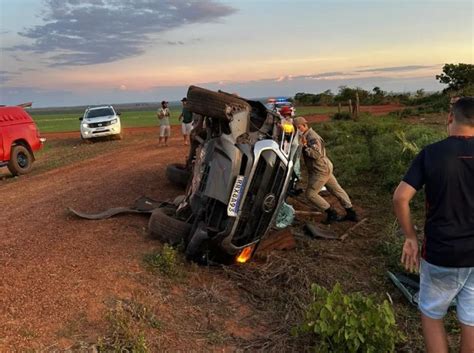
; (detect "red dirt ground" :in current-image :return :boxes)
[0,120,392,351]
[303,104,403,123]
[0,130,271,350]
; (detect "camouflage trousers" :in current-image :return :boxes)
[306,170,352,211]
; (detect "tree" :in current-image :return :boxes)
[372,86,385,96]
[436,63,474,95]
[415,89,425,99]
[371,86,386,104]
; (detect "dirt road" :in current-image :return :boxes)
[0,132,267,350]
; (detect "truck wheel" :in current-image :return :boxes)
[113,132,123,140]
[81,135,93,144]
[148,206,192,245]
[186,85,251,120]
[166,163,191,189]
[7,145,33,176]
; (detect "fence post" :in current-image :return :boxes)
[355,91,360,120]
[338,103,341,113]
[348,99,353,118]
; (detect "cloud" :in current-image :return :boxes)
[294,71,357,80]
[0,70,19,84]
[0,86,74,106]
[11,0,237,66]
[356,65,437,73]
[166,41,185,46]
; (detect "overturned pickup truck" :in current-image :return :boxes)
[150,86,301,264]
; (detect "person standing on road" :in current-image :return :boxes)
[393,97,474,353]
[157,100,171,147]
[178,98,193,146]
[293,116,358,224]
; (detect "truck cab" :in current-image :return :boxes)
[0,106,45,176]
[80,105,122,140]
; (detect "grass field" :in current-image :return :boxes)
[294,106,339,115]
[30,107,183,133]
[30,106,334,133]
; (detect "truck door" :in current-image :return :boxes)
[0,128,4,161]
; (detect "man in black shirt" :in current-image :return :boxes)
[393,97,474,353]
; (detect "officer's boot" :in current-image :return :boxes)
[343,207,359,222]
[323,208,342,224]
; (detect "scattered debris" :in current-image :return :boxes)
[304,222,339,240]
[340,217,368,241]
[69,196,166,220]
[387,271,457,308]
[294,210,322,216]
[255,228,296,257]
[304,217,368,241]
[275,202,296,229]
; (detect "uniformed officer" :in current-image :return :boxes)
[293,116,358,223]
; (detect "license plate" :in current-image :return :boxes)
[227,176,246,217]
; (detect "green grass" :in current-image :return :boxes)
[30,107,183,133]
[30,105,340,133]
[309,115,455,352]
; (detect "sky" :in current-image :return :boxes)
[0,0,472,107]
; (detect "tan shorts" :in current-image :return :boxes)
[160,125,171,137]
[181,122,193,135]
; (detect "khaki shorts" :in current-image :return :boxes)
[181,122,193,135]
[160,125,171,137]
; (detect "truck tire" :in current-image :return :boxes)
[186,85,251,120]
[7,145,33,176]
[148,206,192,245]
[166,163,191,189]
[113,132,123,140]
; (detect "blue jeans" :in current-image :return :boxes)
[419,259,474,326]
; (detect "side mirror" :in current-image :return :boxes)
[116,111,121,116]
[79,117,83,121]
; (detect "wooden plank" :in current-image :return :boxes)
[295,210,322,216]
[256,228,296,254]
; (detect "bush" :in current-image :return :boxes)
[332,112,352,121]
[316,117,444,192]
[296,283,404,353]
[97,302,149,353]
[143,244,182,277]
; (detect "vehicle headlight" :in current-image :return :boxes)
[110,118,118,124]
[82,123,89,128]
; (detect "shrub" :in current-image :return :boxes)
[296,283,404,353]
[332,112,352,121]
[143,244,181,277]
[389,108,418,118]
[316,117,444,192]
[97,302,149,353]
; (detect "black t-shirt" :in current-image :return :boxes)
[403,136,474,267]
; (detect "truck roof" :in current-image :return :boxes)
[0,106,34,127]
[86,105,113,111]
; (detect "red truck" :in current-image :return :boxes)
[0,106,45,176]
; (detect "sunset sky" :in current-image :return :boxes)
[0,0,472,107]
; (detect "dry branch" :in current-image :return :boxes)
[340,217,368,241]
